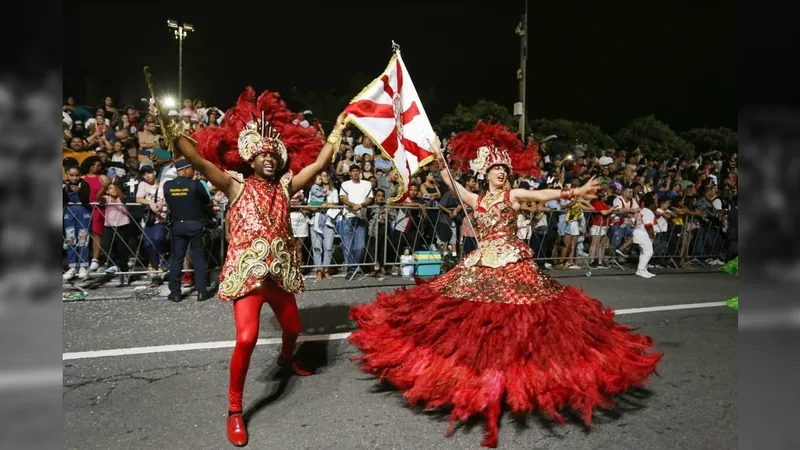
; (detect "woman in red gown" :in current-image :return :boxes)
[349,131,662,448]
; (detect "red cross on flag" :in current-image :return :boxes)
[344,49,436,202]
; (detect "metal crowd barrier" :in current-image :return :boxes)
[291,204,731,277]
[62,201,225,279]
[63,201,732,286]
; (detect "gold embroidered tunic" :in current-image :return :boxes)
[429,190,564,304]
[464,190,533,268]
[217,171,304,301]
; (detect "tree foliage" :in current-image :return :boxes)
[613,115,694,161]
[679,127,738,156]
[283,86,349,129]
[439,100,515,134]
[528,118,616,155]
[284,83,734,165]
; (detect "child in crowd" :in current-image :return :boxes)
[98,181,133,285]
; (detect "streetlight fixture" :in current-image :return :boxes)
[161,96,177,109]
[167,19,194,102]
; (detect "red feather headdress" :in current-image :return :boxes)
[448,121,540,176]
[192,87,324,176]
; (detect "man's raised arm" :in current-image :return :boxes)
[150,103,237,199]
[291,113,347,192]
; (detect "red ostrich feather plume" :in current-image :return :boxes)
[520,139,542,178]
[511,144,540,177]
[192,87,324,175]
[448,121,539,176]
[256,91,325,174]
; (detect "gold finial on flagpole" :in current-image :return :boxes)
[143,66,157,106]
[143,66,176,155]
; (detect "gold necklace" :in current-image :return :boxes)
[483,190,502,208]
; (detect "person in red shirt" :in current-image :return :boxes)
[589,189,618,268]
[151,90,348,448]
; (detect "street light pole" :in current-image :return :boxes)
[513,1,528,137]
[167,20,194,103]
[178,29,183,101]
[518,0,528,136]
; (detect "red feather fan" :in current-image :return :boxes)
[192,87,324,175]
[449,121,540,176]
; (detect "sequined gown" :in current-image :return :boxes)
[349,190,662,448]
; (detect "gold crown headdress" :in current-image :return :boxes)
[470,145,513,175]
[238,110,288,168]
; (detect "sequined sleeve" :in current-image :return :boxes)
[281,171,294,199]
[226,170,245,184]
[226,170,246,207]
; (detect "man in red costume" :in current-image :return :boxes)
[151,89,346,447]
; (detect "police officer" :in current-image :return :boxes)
[163,158,213,302]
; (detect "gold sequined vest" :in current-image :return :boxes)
[463,190,534,269]
[217,172,304,301]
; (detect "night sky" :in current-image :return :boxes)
[63,0,736,133]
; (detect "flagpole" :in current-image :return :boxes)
[430,140,480,246]
[387,41,478,244]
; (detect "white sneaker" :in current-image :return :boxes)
[63,268,77,281]
[635,270,654,279]
[77,267,89,279]
[104,265,118,275]
[89,260,100,272]
[645,270,656,277]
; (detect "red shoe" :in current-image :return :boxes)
[277,356,312,376]
[227,413,248,447]
[181,273,193,286]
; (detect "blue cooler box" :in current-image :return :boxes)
[414,250,442,276]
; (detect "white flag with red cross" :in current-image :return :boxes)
[344,47,436,202]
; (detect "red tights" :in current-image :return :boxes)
[228,286,301,412]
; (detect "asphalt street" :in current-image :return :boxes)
[61,272,739,450]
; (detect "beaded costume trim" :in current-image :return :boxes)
[463,238,524,269]
[218,237,303,297]
[434,260,565,304]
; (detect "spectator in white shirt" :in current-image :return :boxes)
[611,187,639,257]
[297,110,312,128]
[652,198,675,266]
[354,135,375,158]
[339,164,373,279]
[632,198,658,278]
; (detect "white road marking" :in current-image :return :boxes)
[62,302,730,362]
[614,301,727,315]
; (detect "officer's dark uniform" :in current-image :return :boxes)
[163,161,210,301]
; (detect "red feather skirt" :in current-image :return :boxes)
[348,259,662,448]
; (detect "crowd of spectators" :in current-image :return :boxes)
[62,97,226,287]
[292,135,739,280]
[62,95,739,287]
